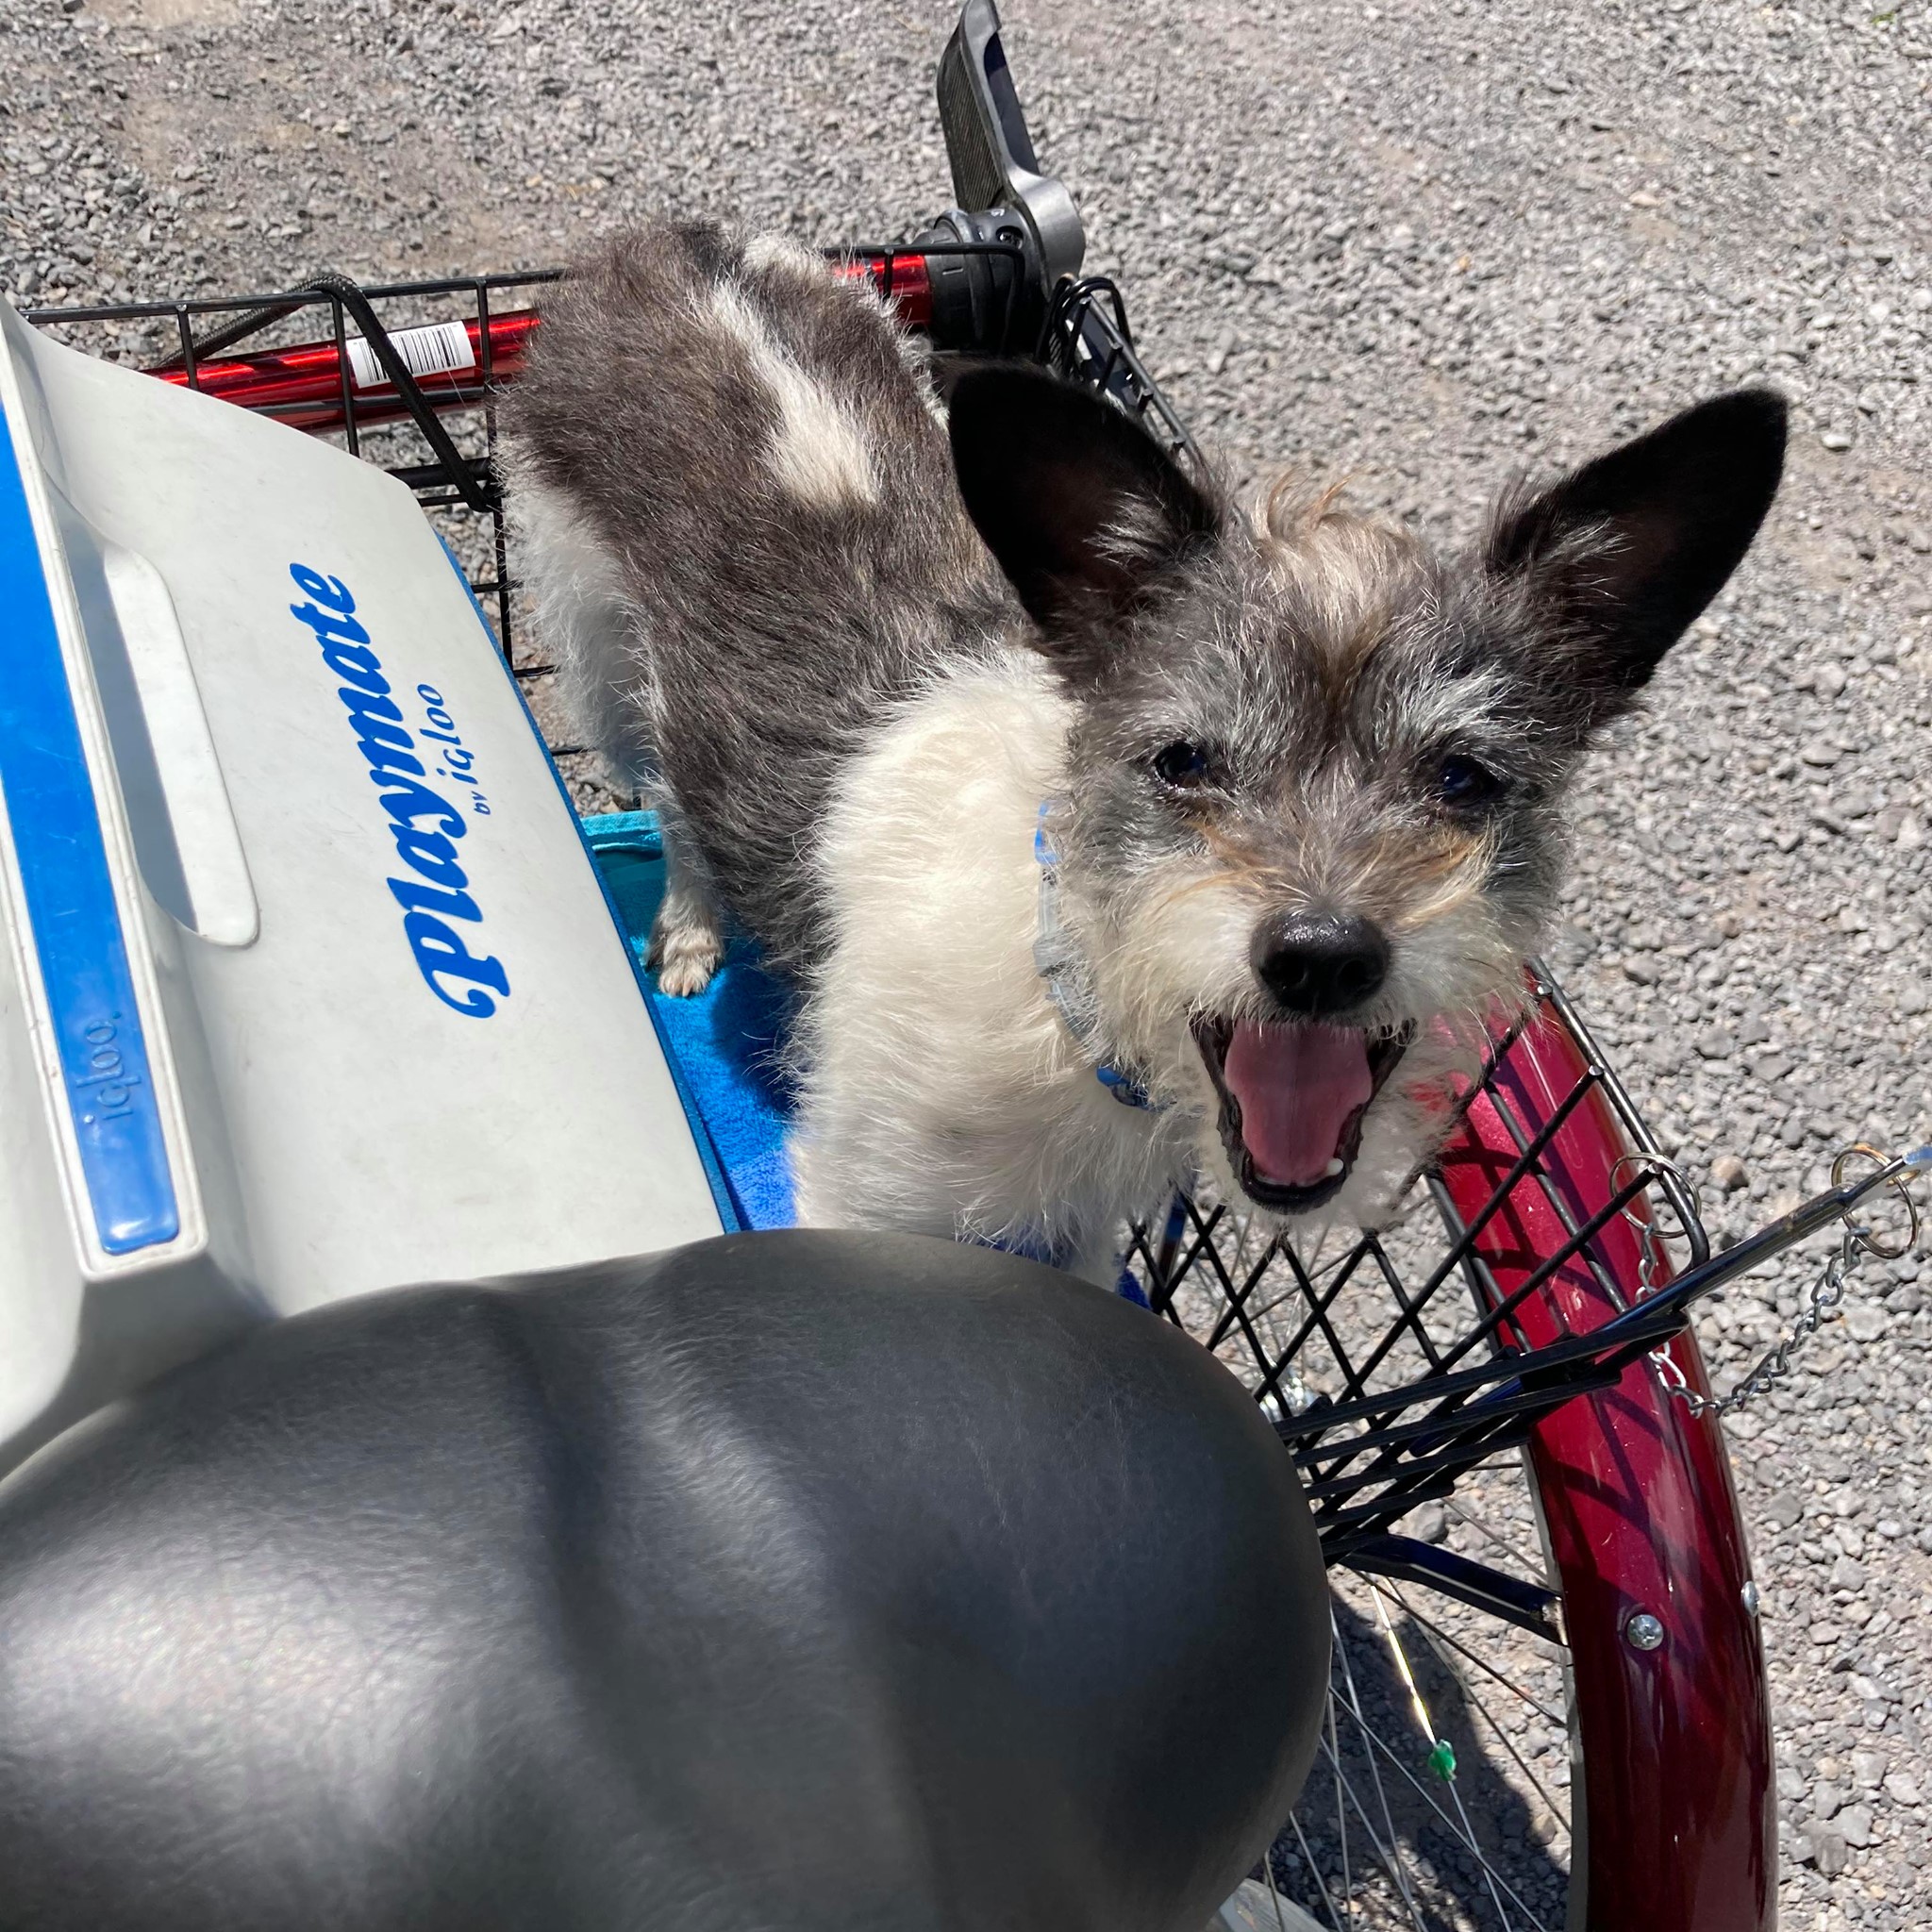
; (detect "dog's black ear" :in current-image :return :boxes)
[1486,388,1786,697]
[948,365,1218,639]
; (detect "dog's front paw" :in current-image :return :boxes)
[649,921,724,997]
[647,878,725,994]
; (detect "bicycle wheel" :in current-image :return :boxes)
[1126,973,1774,1932]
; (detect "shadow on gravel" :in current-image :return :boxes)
[1262,1599,1568,1931]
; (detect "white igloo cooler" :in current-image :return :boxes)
[0,302,724,1472]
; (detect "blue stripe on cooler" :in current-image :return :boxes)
[0,405,179,1255]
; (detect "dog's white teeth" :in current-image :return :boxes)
[1324,1158,1346,1179]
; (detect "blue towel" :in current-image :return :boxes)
[584,813,798,1231]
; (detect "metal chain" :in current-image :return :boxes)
[1643,1139,1921,1420]
[1650,1230,1860,1420]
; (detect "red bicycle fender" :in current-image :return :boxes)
[1435,1001,1774,1932]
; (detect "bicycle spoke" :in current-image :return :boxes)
[1379,1589,1569,1732]
[1373,1583,1517,1932]
[1455,1683,1570,1843]
[1308,1724,1425,1931]
[1329,1611,1428,1932]
[1445,1771,1516,1932]
[1330,1695,1354,1930]
[1290,1807,1348,1929]
[1255,1857,1307,1931]
[1441,1495,1532,1566]
[1382,1590,1571,1832]
[1330,1706,1557,1932]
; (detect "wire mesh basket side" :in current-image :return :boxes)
[1124,979,1709,1583]
[26,271,553,671]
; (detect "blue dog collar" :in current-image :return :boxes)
[1035,800,1158,1112]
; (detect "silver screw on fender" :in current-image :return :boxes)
[1625,1610,1665,1652]
[1740,1580,1761,1617]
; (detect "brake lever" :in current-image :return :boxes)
[913,1,1087,356]
[935,0,1084,287]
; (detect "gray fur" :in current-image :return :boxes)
[503,222,1009,974]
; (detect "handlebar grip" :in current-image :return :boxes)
[908,211,1046,355]
[833,219,1045,358]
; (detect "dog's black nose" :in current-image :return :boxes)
[1252,912,1389,1018]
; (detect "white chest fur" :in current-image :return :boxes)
[789,651,1185,1278]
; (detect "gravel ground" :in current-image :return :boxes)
[4,0,1929,1921]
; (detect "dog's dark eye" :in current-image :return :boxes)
[1435,754,1507,808]
[1152,741,1212,789]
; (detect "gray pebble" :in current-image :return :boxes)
[1408,1501,1449,1544]
[1840,1803,1876,1849]
[1845,1306,1889,1343]
[1818,1831,1853,1877]
[1712,1154,1750,1192]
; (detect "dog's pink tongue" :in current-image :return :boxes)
[1224,1023,1374,1189]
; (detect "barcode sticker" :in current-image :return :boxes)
[344,319,477,391]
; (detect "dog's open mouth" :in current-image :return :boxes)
[1191,1016,1413,1213]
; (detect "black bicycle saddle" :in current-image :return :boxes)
[0,1230,1327,1932]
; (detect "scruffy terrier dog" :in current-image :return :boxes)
[504,222,1784,1278]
